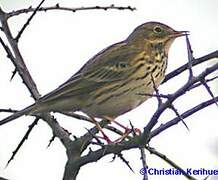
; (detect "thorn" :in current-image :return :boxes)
[15,0,46,42]
[87,147,95,155]
[47,134,55,148]
[6,118,39,167]
[185,35,194,80]
[129,120,136,136]
[170,105,190,131]
[73,135,77,140]
[62,127,72,136]
[110,154,116,162]
[88,147,92,153]
[10,68,17,81]
[117,153,134,173]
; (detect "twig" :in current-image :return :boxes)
[188,75,218,91]
[15,0,46,42]
[200,78,218,107]
[7,4,136,18]
[0,36,16,63]
[146,146,197,180]
[6,118,39,167]
[0,37,18,81]
[139,147,148,180]
[0,9,40,99]
[0,108,18,113]
[129,120,137,136]
[150,96,218,139]
[151,74,162,107]
[137,93,170,99]
[163,50,218,83]
[185,35,194,80]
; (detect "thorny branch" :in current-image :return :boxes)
[186,35,194,79]
[0,4,76,164]
[144,61,218,134]
[15,0,46,42]
[169,105,189,131]
[0,8,40,99]
[0,2,218,180]
[7,4,136,18]
[150,96,218,139]
[0,109,18,113]
[151,73,163,107]
[163,50,218,83]
[111,153,134,173]
[146,146,197,180]
[200,78,218,107]
[6,118,39,167]
[140,147,148,180]
[188,75,218,91]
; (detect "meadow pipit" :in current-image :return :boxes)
[0,22,187,138]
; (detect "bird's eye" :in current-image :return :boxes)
[153,26,162,33]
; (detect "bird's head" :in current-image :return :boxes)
[127,21,188,51]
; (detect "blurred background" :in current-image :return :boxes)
[0,0,218,180]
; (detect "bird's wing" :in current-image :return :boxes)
[39,41,142,102]
[78,41,142,82]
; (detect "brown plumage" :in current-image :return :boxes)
[0,22,187,126]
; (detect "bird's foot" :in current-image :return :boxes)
[101,115,141,143]
[113,127,141,143]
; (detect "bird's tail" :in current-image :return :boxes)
[0,104,36,126]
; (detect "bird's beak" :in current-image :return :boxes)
[171,30,189,38]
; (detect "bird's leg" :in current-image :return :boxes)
[89,116,112,143]
[103,116,141,142]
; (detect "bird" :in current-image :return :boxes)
[0,22,187,137]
